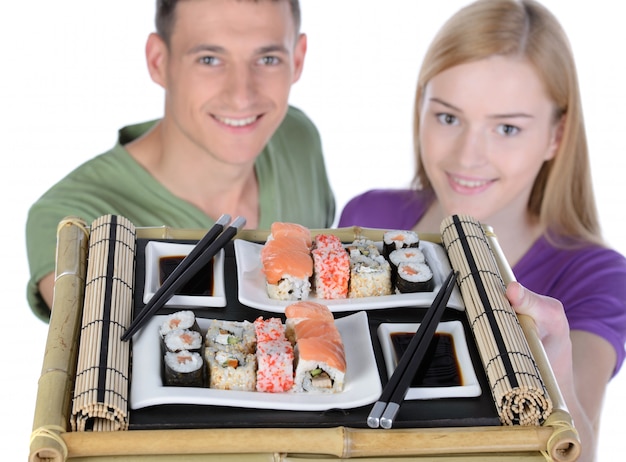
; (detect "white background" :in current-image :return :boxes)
[2,1,625,460]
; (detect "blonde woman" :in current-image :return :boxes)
[339,1,626,459]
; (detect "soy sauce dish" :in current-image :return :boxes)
[377,321,481,400]
[143,241,226,308]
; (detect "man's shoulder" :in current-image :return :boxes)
[277,105,319,137]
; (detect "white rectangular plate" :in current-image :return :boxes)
[144,241,226,308]
[377,321,481,400]
[234,239,464,313]
[130,311,381,410]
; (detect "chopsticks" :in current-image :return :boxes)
[121,214,246,341]
[367,269,458,429]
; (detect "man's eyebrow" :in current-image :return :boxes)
[188,44,225,55]
[187,44,290,55]
[429,97,533,119]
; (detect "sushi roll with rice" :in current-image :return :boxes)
[162,328,203,353]
[311,235,349,300]
[205,319,256,354]
[293,336,346,393]
[284,301,335,344]
[255,339,295,393]
[348,252,392,298]
[204,347,257,391]
[261,233,313,301]
[159,310,200,338]
[163,350,205,387]
[395,261,435,293]
[388,247,426,285]
[382,230,420,258]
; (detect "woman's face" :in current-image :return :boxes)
[419,55,561,225]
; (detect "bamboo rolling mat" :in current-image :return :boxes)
[70,215,136,431]
[440,215,552,426]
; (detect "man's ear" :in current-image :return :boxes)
[291,33,307,84]
[146,33,168,88]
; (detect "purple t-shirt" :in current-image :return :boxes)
[339,189,626,376]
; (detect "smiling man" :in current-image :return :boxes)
[26,0,335,321]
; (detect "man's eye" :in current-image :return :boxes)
[200,56,219,65]
[436,113,458,126]
[497,124,520,136]
[259,56,280,65]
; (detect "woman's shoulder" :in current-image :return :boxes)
[338,188,434,229]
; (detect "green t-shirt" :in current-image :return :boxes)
[26,106,335,321]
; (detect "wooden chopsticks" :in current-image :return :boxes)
[367,269,458,429]
[121,214,246,341]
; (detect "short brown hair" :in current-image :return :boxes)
[155,0,301,46]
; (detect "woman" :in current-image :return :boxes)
[339,0,626,459]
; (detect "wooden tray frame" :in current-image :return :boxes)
[29,217,580,462]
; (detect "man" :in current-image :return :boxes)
[26,0,335,321]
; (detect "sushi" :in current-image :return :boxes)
[159,310,200,338]
[254,316,287,343]
[311,235,349,300]
[163,350,205,387]
[205,319,256,354]
[382,230,420,258]
[261,230,313,301]
[395,261,435,293]
[267,222,313,247]
[255,339,295,393]
[293,336,346,393]
[284,301,336,342]
[348,253,392,298]
[162,328,203,353]
[204,347,257,391]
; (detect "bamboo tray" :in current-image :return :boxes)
[29,217,580,462]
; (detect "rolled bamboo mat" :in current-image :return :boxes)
[70,214,136,431]
[30,217,89,462]
[440,215,552,426]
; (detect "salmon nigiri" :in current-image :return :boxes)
[284,301,334,322]
[269,222,312,247]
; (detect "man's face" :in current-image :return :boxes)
[150,0,305,165]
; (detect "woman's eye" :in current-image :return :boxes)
[497,124,520,136]
[436,113,458,126]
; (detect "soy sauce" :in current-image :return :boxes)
[158,255,214,296]
[391,332,462,387]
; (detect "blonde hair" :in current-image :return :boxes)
[413,0,602,245]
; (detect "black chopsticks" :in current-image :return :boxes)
[367,269,458,429]
[121,214,246,341]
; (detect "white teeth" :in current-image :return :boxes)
[215,115,258,127]
[453,177,489,188]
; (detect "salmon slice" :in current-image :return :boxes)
[297,337,346,372]
[261,235,310,261]
[270,222,312,247]
[285,301,334,322]
[293,319,342,343]
[261,249,313,284]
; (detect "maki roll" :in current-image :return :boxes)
[205,348,257,391]
[163,350,205,387]
[383,230,420,258]
[396,261,435,293]
[162,328,203,353]
[159,310,200,338]
[254,316,286,343]
[388,247,426,286]
[205,319,256,354]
